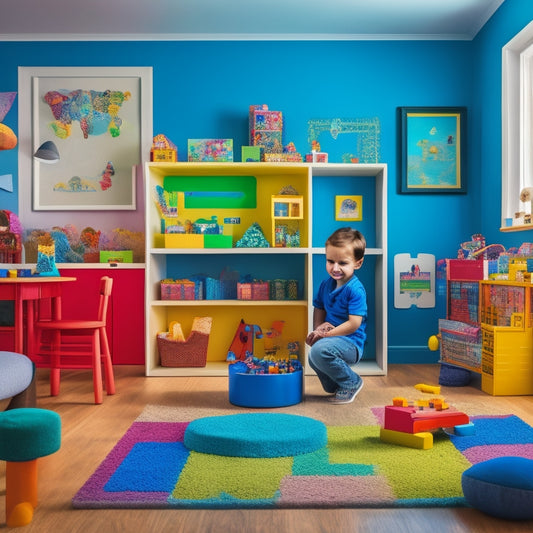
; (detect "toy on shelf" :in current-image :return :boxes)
[226,320,263,362]
[150,134,177,162]
[379,399,470,450]
[264,320,285,356]
[235,222,270,248]
[263,142,303,162]
[160,278,204,301]
[187,139,233,162]
[305,139,328,163]
[241,146,262,162]
[192,216,220,235]
[153,184,178,218]
[226,319,300,363]
[249,104,283,154]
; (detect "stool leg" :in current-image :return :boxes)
[5,460,38,527]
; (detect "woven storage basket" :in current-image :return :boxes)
[157,317,212,367]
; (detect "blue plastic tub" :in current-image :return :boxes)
[228,369,303,408]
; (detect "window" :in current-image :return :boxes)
[502,21,533,229]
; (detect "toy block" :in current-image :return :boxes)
[384,405,469,434]
[414,383,441,394]
[453,422,476,436]
[392,397,408,407]
[380,427,433,450]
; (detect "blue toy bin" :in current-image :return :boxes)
[228,365,303,408]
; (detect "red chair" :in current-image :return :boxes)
[34,276,115,404]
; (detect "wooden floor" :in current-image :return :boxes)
[2,364,533,532]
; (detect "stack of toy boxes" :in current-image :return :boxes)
[249,105,283,156]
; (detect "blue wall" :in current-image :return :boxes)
[0,0,532,364]
[474,0,533,248]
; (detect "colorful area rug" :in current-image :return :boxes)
[72,410,533,509]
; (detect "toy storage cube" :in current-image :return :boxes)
[237,282,269,300]
[229,369,303,407]
[164,234,204,248]
[204,235,232,248]
[446,259,486,281]
[481,326,533,395]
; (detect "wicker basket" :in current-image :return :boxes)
[157,317,212,367]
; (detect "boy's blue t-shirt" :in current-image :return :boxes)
[313,275,367,353]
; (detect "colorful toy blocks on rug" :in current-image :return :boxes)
[453,422,476,436]
[383,405,469,434]
[379,428,433,450]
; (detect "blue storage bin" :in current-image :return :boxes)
[228,367,303,407]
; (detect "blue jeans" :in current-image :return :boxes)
[308,337,362,393]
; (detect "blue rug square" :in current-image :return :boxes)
[105,441,189,492]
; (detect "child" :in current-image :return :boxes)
[306,227,367,404]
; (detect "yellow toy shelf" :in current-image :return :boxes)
[144,162,388,378]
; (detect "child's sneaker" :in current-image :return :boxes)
[329,379,364,404]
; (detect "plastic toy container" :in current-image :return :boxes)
[228,368,303,408]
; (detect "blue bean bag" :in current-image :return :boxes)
[462,456,533,520]
[0,352,35,409]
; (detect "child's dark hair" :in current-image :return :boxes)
[326,228,366,261]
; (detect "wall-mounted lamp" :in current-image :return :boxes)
[34,141,60,163]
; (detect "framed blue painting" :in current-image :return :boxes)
[399,107,467,194]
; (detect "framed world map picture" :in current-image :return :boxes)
[22,67,152,210]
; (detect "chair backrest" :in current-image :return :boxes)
[97,276,113,322]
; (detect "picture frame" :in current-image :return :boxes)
[335,195,362,221]
[307,117,380,164]
[19,67,152,211]
[398,107,467,194]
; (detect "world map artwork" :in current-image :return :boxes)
[43,89,131,139]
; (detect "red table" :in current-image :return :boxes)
[0,277,76,355]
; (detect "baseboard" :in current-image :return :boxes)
[388,346,440,364]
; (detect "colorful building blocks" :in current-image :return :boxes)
[379,428,433,450]
[380,400,470,449]
[383,405,469,434]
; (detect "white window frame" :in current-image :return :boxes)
[502,21,533,229]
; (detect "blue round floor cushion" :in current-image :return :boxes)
[184,413,327,458]
[462,457,533,520]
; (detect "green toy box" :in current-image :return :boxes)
[99,250,133,263]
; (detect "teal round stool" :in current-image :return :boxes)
[0,408,61,527]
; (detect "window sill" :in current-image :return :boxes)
[500,224,533,232]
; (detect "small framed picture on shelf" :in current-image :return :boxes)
[335,195,362,221]
[398,106,467,194]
